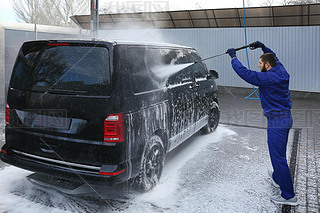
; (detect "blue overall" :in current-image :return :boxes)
[231,47,295,199]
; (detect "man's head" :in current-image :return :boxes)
[258,53,277,72]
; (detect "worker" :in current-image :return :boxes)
[226,41,298,206]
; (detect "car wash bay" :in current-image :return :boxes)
[0,92,318,213]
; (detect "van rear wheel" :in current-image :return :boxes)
[136,135,165,192]
[201,106,220,134]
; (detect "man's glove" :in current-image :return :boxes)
[227,48,236,58]
[249,41,265,50]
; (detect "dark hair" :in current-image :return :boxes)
[260,53,277,68]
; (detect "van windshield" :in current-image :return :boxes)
[10,43,111,96]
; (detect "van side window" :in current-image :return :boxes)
[128,47,162,93]
[187,49,208,80]
[164,49,193,86]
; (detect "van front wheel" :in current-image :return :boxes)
[136,135,165,192]
[201,106,220,134]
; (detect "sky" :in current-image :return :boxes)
[0,0,286,22]
[0,0,18,22]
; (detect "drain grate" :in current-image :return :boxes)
[282,128,301,213]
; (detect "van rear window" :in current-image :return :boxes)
[10,43,111,96]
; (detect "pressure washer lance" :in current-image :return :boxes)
[194,44,250,64]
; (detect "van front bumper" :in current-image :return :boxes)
[0,146,131,185]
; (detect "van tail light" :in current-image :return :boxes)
[99,169,126,176]
[104,113,124,142]
[5,102,10,126]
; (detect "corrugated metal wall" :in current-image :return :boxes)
[1,25,319,94]
[105,27,320,92]
[160,27,320,92]
[169,27,320,92]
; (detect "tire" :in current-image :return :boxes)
[201,105,220,134]
[136,135,165,192]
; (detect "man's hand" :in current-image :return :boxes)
[227,48,236,58]
[249,41,265,50]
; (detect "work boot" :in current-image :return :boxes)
[268,170,280,188]
[271,195,299,206]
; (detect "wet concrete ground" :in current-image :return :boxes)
[0,125,285,213]
[218,90,320,213]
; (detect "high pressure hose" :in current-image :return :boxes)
[243,0,260,101]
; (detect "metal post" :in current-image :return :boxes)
[34,24,37,40]
[91,0,99,37]
[0,24,5,110]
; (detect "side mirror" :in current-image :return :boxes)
[208,70,219,79]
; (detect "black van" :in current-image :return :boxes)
[1,39,219,191]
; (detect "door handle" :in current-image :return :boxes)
[39,143,56,153]
[40,147,54,153]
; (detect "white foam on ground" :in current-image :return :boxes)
[0,126,235,212]
[0,166,67,213]
[0,125,278,212]
[127,125,237,211]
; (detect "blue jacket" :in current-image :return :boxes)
[231,47,292,116]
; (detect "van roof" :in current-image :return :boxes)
[112,40,192,49]
[35,38,193,49]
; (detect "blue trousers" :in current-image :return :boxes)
[266,110,295,199]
